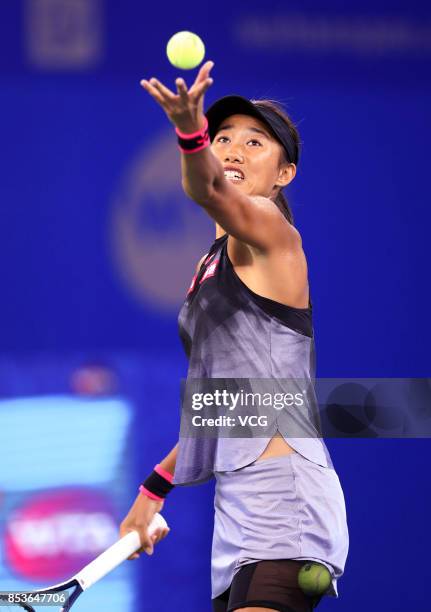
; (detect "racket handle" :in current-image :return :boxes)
[76,513,168,590]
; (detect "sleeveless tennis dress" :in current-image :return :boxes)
[174,234,349,600]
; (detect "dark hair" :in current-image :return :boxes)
[251,99,301,226]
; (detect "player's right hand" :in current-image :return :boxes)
[120,493,169,559]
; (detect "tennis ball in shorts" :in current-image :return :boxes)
[298,562,332,596]
[166,31,205,69]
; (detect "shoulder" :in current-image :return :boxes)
[248,196,302,252]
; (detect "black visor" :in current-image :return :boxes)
[205,95,299,165]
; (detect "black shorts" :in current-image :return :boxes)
[212,560,323,612]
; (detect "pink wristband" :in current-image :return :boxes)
[139,484,164,502]
[154,464,174,483]
[175,116,210,154]
[178,141,210,154]
[175,116,208,139]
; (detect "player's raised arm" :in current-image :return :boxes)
[140,62,300,253]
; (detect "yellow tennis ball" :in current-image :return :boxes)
[298,562,332,596]
[166,31,205,70]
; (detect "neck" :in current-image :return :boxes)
[215,223,226,239]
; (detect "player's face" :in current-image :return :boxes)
[211,114,295,198]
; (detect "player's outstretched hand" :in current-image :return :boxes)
[140,60,214,134]
[120,493,170,559]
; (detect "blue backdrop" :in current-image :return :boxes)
[1,0,430,609]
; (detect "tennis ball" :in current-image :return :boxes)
[298,562,332,596]
[166,31,205,70]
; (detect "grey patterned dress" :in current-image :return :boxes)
[174,234,349,599]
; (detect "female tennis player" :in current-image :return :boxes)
[120,60,349,612]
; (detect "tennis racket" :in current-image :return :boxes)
[0,513,168,611]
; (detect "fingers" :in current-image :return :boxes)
[126,527,170,560]
[191,77,213,101]
[190,60,214,96]
[124,533,150,560]
[175,75,212,106]
[151,526,170,545]
[142,535,154,556]
[140,79,165,105]
[148,78,176,100]
[140,77,176,110]
[175,77,189,104]
[193,60,215,87]
[140,63,214,125]
[150,528,162,545]
[202,60,215,76]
